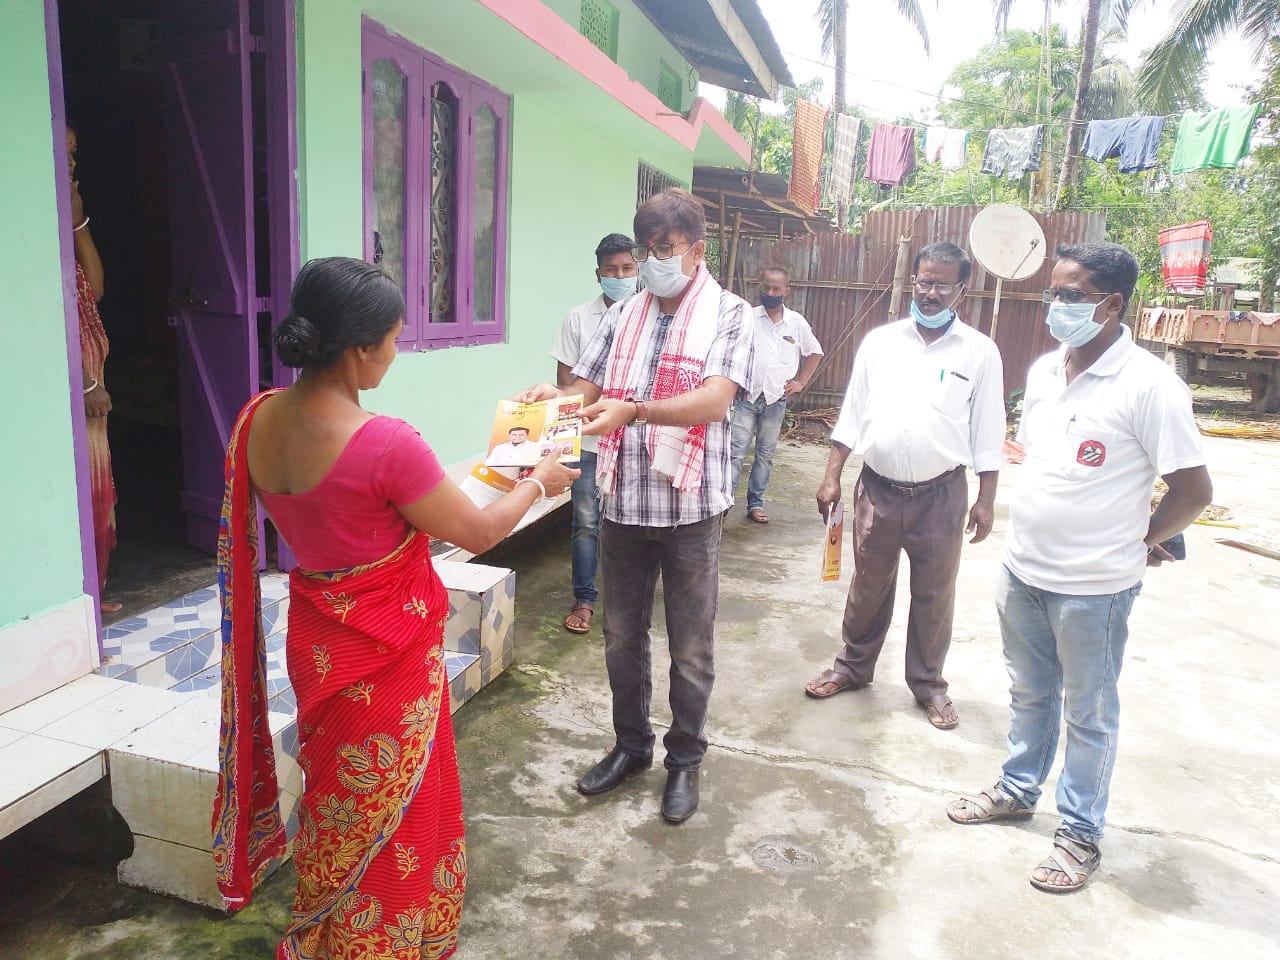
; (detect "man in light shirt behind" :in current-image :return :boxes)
[551,233,638,635]
[729,267,823,524]
[803,241,1005,731]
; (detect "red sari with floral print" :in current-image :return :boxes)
[213,391,466,960]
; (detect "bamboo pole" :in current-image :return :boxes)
[718,191,727,284]
[886,234,912,319]
[726,211,744,296]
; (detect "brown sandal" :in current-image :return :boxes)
[748,508,769,524]
[803,669,864,699]
[921,696,959,730]
[564,603,594,634]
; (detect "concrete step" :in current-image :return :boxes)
[6,558,519,908]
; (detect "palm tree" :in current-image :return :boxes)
[816,1,931,112]
[1055,0,1106,207]
[1138,0,1280,107]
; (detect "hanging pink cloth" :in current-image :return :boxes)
[863,123,917,188]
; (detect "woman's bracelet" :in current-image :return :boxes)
[515,476,546,500]
[83,378,99,395]
[73,216,90,232]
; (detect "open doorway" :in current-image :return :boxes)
[59,0,210,619]
[55,0,296,623]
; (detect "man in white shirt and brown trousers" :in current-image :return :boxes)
[804,241,1005,731]
[948,242,1211,894]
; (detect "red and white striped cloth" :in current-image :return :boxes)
[595,265,721,494]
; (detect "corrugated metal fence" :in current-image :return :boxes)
[728,207,1107,409]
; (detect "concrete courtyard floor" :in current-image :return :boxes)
[3,434,1279,959]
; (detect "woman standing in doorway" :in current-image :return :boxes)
[68,125,120,614]
[213,257,577,958]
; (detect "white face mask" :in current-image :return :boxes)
[638,255,692,298]
[1045,301,1105,347]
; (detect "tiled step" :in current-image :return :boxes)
[74,559,517,907]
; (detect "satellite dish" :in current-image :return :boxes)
[969,204,1047,280]
[967,204,1047,340]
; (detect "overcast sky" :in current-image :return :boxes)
[720,0,1260,119]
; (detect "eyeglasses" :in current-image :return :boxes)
[1042,288,1112,304]
[912,280,961,295]
[631,241,693,263]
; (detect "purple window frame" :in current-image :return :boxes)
[361,18,509,349]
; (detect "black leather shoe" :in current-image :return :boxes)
[576,746,653,796]
[660,769,700,823]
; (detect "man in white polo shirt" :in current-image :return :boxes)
[804,241,1005,730]
[947,242,1212,894]
[729,266,823,523]
[551,233,638,635]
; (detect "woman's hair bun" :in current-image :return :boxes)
[276,257,405,370]
[274,314,323,368]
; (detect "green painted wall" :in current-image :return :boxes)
[297,0,700,465]
[0,3,87,625]
[543,0,696,112]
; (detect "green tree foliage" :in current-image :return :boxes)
[1138,0,1280,109]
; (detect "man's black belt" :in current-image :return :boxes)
[863,464,964,496]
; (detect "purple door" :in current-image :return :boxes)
[162,0,258,555]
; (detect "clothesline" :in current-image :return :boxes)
[779,46,1275,129]
[815,105,1265,192]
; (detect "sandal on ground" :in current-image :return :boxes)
[748,508,769,524]
[1029,829,1100,894]
[564,603,594,635]
[803,669,864,699]
[100,598,123,615]
[946,782,1034,825]
[920,695,959,730]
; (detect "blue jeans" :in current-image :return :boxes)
[996,565,1141,845]
[570,451,600,605]
[729,396,787,512]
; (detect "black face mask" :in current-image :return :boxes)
[761,293,785,310]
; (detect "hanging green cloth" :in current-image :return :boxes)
[1171,104,1262,174]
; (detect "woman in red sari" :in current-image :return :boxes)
[68,125,120,613]
[213,257,576,959]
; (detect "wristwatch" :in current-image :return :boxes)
[626,398,647,425]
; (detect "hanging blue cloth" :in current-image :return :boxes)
[1081,116,1166,173]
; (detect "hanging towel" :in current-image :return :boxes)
[980,125,1044,181]
[828,114,862,204]
[924,126,968,170]
[863,123,917,188]
[789,99,829,215]
[1171,105,1262,174]
[1158,220,1213,293]
[1082,116,1166,173]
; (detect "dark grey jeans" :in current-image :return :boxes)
[600,514,723,771]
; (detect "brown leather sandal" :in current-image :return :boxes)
[564,603,594,634]
[803,669,864,699]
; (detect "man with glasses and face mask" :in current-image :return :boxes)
[518,189,755,823]
[804,241,1005,732]
[948,242,1211,894]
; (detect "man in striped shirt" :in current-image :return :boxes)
[518,189,755,823]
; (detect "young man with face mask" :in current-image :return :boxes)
[804,241,1006,732]
[551,233,640,635]
[948,242,1212,894]
[519,189,755,823]
[729,267,824,524]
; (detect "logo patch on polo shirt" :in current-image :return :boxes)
[1076,440,1106,467]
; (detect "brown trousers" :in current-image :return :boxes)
[832,465,967,702]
